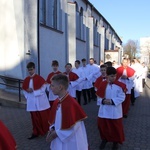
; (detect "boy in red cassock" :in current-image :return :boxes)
[22,62,50,139]
[63,63,79,98]
[94,64,107,91]
[96,67,126,150]
[116,58,135,118]
[46,60,61,107]
[0,120,17,150]
[46,74,89,150]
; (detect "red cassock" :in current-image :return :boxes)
[22,74,46,91]
[46,71,62,107]
[22,74,50,136]
[96,80,127,98]
[94,76,106,90]
[63,72,79,82]
[94,76,103,90]
[30,109,50,136]
[48,93,87,129]
[0,121,17,150]
[116,66,135,80]
[46,71,62,84]
[116,66,135,116]
[96,80,126,144]
[97,117,125,144]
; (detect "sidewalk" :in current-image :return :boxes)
[0,78,150,150]
[0,89,26,109]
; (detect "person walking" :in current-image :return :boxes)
[22,62,50,139]
[46,60,61,107]
[46,74,89,150]
[96,67,126,150]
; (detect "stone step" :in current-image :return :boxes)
[0,89,26,109]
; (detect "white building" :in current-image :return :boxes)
[0,0,122,80]
[140,37,150,64]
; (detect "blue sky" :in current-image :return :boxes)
[89,0,150,44]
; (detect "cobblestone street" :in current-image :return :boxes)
[1,81,150,150]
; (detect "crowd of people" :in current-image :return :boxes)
[0,57,148,150]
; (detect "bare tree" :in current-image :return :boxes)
[123,40,139,60]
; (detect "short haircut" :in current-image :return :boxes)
[75,60,80,64]
[122,58,128,62]
[89,58,94,61]
[104,61,112,67]
[51,74,69,89]
[81,58,86,62]
[52,60,59,66]
[65,63,72,67]
[131,59,135,63]
[100,64,107,69]
[27,62,35,69]
[106,67,116,75]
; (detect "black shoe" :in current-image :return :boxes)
[99,140,107,149]
[28,134,38,140]
[123,115,128,118]
[93,98,97,101]
[112,142,118,150]
[131,103,134,106]
[83,102,87,105]
[88,99,91,103]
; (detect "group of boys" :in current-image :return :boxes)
[96,58,148,150]
[46,58,100,106]
[21,61,89,150]
[4,57,147,150]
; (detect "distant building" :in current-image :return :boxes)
[140,37,150,65]
[0,0,122,80]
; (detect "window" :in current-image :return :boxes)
[79,8,84,40]
[104,30,109,50]
[39,0,62,30]
[111,43,114,50]
[105,38,109,50]
[39,0,46,23]
[76,2,80,38]
[94,19,99,46]
[76,3,84,40]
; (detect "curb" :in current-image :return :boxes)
[0,98,26,109]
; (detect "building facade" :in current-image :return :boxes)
[140,37,150,65]
[0,0,122,80]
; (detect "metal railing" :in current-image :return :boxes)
[0,75,23,102]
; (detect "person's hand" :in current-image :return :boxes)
[46,130,57,143]
[26,88,33,93]
[121,75,127,79]
[103,99,112,105]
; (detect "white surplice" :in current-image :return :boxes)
[97,84,125,119]
[86,64,101,83]
[47,83,58,101]
[81,65,93,89]
[50,105,88,150]
[72,67,84,91]
[118,69,134,94]
[23,79,50,111]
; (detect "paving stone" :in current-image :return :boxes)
[0,79,150,150]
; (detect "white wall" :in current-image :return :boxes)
[39,27,66,79]
[0,0,24,78]
[76,40,87,62]
[0,0,123,81]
